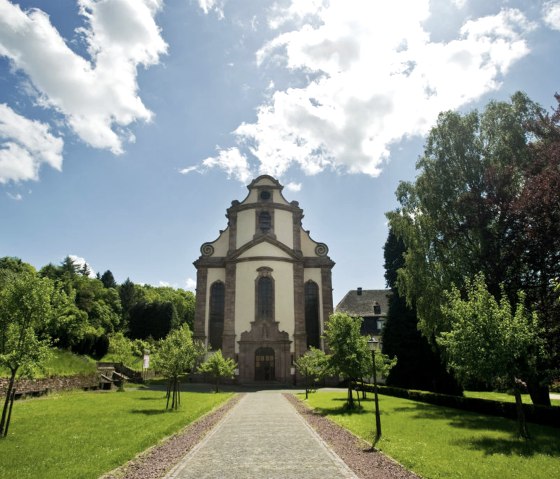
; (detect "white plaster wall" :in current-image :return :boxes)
[237,209,255,247]
[237,242,291,259]
[205,268,226,346]
[234,260,295,353]
[300,229,318,256]
[210,229,229,256]
[275,209,293,249]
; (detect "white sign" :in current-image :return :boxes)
[143,354,150,369]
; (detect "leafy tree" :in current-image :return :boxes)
[153,325,205,410]
[0,272,53,437]
[324,312,371,408]
[107,332,134,367]
[0,257,36,276]
[387,92,557,404]
[198,350,237,392]
[135,285,195,330]
[438,274,546,439]
[382,230,462,394]
[295,347,330,399]
[46,287,91,349]
[100,270,117,289]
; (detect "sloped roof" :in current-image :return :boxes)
[335,289,391,318]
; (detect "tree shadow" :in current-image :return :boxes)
[130,409,167,415]
[452,434,560,457]
[386,401,560,457]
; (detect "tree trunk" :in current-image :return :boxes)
[513,384,530,440]
[0,369,17,437]
[4,389,16,438]
[215,377,219,393]
[527,380,551,407]
[165,381,171,410]
[347,381,354,408]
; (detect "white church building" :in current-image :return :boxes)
[193,175,335,384]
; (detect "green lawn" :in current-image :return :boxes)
[464,390,560,407]
[0,388,233,479]
[303,391,560,479]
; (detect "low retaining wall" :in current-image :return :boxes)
[0,373,99,398]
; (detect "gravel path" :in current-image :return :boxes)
[285,394,420,479]
[101,390,419,479]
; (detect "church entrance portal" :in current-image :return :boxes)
[255,347,275,381]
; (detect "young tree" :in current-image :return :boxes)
[324,312,371,408]
[0,272,53,437]
[198,350,237,392]
[438,274,546,439]
[152,325,205,410]
[107,332,134,366]
[295,347,330,399]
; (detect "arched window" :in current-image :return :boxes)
[257,276,274,320]
[208,281,225,350]
[258,211,272,233]
[305,281,320,349]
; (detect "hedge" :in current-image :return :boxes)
[354,382,560,428]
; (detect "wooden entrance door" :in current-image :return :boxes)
[255,347,275,381]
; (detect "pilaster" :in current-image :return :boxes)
[222,262,237,359]
[193,267,208,343]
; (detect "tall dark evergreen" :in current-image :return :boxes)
[100,270,117,289]
[382,229,461,394]
[128,301,178,340]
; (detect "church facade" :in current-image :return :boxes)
[193,175,334,384]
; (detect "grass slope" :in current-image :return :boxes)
[1,348,97,378]
[0,389,232,479]
[304,391,560,479]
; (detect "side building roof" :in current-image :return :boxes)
[335,288,391,336]
[335,288,391,318]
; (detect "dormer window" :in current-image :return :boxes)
[373,301,381,315]
[259,211,272,233]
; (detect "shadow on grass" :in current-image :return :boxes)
[392,401,560,458]
[130,409,168,415]
[452,434,560,457]
[315,396,560,458]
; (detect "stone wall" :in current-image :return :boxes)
[0,373,98,398]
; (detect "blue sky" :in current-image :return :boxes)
[1,0,559,304]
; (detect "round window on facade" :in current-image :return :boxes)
[260,190,271,201]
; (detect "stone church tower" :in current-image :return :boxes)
[193,175,334,383]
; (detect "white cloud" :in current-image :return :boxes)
[543,1,560,30]
[451,0,467,8]
[179,165,199,175]
[180,147,251,182]
[203,1,533,180]
[201,147,252,183]
[198,0,225,18]
[285,181,302,192]
[0,0,166,179]
[185,277,196,291]
[69,254,96,278]
[6,192,22,200]
[0,103,63,183]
